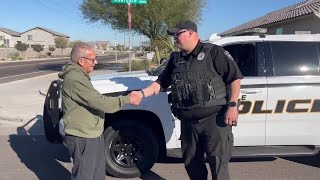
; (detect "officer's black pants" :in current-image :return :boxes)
[180,108,233,180]
[64,135,106,180]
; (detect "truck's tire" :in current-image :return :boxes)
[43,80,63,144]
[43,110,62,143]
[104,120,159,178]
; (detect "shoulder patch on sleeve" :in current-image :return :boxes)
[224,51,234,61]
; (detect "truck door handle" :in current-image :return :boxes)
[241,89,262,94]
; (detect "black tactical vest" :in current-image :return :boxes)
[171,43,226,110]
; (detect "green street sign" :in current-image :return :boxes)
[111,0,147,4]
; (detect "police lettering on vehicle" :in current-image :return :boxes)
[238,98,320,114]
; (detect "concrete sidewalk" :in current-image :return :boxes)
[0,59,128,126]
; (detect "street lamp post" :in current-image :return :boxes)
[128,3,132,71]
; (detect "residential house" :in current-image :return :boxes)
[20,27,69,48]
[87,41,112,50]
[0,28,21,47]
[219,0,320,36]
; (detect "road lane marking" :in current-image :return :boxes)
[0,61,67,69]
[0,57,119,69]
[0,54,128,69]
[0,70,52,80]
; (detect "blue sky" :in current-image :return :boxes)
[0,0,303,45]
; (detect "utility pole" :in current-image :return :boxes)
[128,3,132,71]
[124,32,126,51]
[111,0,148,71]
[114,32,117,62]
[140,35,142,51]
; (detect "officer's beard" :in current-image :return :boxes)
[175,41,185,51]
[176,42,193,53]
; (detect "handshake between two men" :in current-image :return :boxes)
[128,82,162,105]
[129,90,144,105]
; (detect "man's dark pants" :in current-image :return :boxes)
[178,107,233,180]
[64,134,106,180]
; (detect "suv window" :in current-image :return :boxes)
[149,43,263,77]
[224,43,259,76]
[270,42,320,76]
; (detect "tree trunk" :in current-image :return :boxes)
[154,45,161,65]
[159,37,175,52]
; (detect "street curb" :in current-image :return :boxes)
[0,117,41,127]
[0,72,58,85]
[0,116,24,123]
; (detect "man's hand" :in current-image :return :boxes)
[129,91,143,105]
[225,107,238,126]
[129,82,161,105]
[226,79,241,126]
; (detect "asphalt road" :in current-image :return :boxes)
[0,54,128,84]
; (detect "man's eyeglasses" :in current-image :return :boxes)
[173,30,188,39]
[81,57,97,63]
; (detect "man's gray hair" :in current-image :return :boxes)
[70,42,93,63]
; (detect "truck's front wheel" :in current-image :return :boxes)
[104,120,159,178]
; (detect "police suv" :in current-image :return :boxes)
[43,34,320,178]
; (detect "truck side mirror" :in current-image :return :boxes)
[160,58,167,64]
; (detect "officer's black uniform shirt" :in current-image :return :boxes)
[155,41,244,120]
[156,41,244,90]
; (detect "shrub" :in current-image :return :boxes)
[39,54,47,58]
[32,44,44,58]
[14,42,28,59]
[49,47,55,52]
[8,52,20,60]
[122,60,149,71]
[14,42,28,52]
[55,37,69,55]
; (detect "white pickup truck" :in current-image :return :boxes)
[43,34,320,178]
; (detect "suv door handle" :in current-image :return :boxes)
[241,89,262,94]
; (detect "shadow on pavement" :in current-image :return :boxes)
[134,156,182,180]
[160,155,277,164]
[140,170,166,180]
[230,157,276,162]
[283,153,320,168]
[230,153,320,167]
[9,115,71,180]
[158,156,184,164]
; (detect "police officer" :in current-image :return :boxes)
[136,20,243,180]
